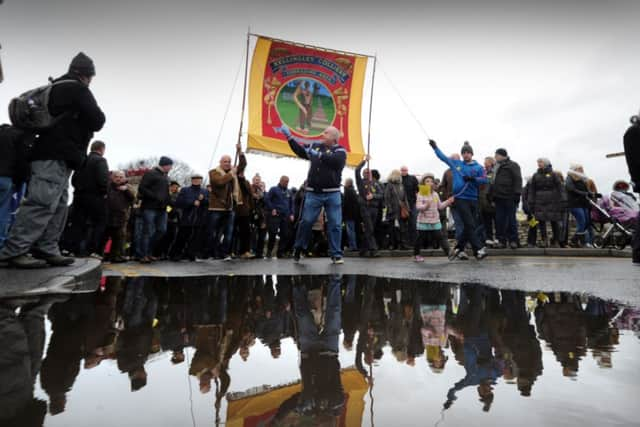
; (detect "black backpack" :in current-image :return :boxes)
[8,79,78,130]
[0,124,37,185]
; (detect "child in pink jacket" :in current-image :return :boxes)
[414,173,454,261]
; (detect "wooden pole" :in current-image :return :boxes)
[605,152,625,158]
[366,56,377,179]
[234,29,251,166]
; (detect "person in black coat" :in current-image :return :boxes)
[624,111,640,264]
[401,166,419,245]
[342,178,360,251]
[154,180,181,259]
[491,149,522,249]
[0,297,52,426]
[355,156,383,256]
[137,157,173,263]
[0,52,105,268]
[527,158,565,247]
[282,125,347,263]
[103,170,134,262]
[170,175,209,261]
[30,57,106,171]
[69,140,109,256]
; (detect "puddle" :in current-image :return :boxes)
[0,275,639,426]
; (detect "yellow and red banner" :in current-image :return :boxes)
[226,368,368,427]
[248,36,368,166]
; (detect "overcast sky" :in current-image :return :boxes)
[1,0,638,191]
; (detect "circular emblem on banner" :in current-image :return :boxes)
[275,78,336,137]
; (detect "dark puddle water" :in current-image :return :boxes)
[1,275,639,427]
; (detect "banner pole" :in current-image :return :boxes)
[366,55,377,177]
[235,29,251,166]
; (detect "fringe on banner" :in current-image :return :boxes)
[245,148,357,170]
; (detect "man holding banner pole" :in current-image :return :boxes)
[280,125,347,264]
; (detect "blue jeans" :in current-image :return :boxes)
[208,210,234,258]
[295,191,343,257]
[495,198,518,243]
[294,275,341,353]
[141,209,167,257]
[0,177,13,249]
[345,220,358,250]
[570,208,588,235]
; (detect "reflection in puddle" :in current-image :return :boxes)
[0,275,638,427]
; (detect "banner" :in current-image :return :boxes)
[248,36,368,167]
[226,368,368,427]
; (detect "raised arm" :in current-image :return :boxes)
[287,137,309,160]
[430,139,455,168]
[355,160,366,194]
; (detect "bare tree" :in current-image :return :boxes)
[119,157,199,187]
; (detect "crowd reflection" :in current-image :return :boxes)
[0,275,636,426]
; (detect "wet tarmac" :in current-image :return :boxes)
[1,275,639,427]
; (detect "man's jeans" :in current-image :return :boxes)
[141,209,167,258]
[345,220,358,250]
[0,177,13,249]
[295,191,343,258]
[208,210,234,258]
[293,275,341,353]
[495,198,518,243]
[452,199,483,252]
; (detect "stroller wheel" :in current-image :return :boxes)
[592,235,605,249]
[614,234,628,250]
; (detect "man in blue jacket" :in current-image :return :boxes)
[430,139,488,260]
[281,125,347,263]
[264,175,293,259]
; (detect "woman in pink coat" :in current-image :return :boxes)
[414,173,454,261]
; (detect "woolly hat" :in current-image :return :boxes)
[461,141,473,155]
[69,52,96,77]
[159,156,174,167]
[495,148,508,157]
[422,172,435,180]
[191,174,203,179]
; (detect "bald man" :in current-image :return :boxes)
[281,125,347,263]
[208,152,245,260]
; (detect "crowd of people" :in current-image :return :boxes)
[0,53,639,268]
[0,274,631,423]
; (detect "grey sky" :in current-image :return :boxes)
[1,0,638,190]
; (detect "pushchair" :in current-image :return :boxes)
[589,183,638,249]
